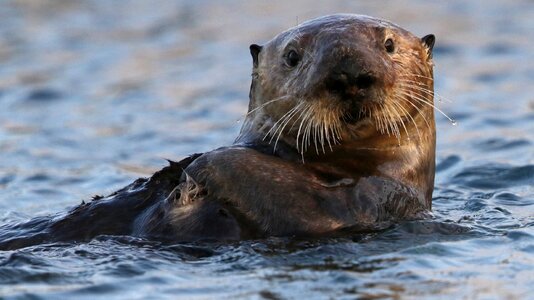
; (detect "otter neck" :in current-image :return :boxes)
[235,103,435,208]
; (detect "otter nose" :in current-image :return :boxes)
[325,59,376,99]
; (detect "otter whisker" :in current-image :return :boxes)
[295,104,311,154]
[331,109,342,144]
[390,101,408,138]
[398,90,456,124]
[321,110,327,150]
[236,95,292,143]
[368,106,379,134]
[320,112,328,151]
[385,104,401,141]
[373,105,384,134]
[327,111,336,150]
[381,107,391,136]
[398,80,435,96]
[296,103,313,153]
[264,105,296,142]
[363,106,379,133]
[263,102,300,142]
[310,106,321,152]
[288,100,308,133]
[297,104,315,161]
[391,99,422,141]
[387,107,400,139]
[380,110,388,135]
[397,78,432,89]
[382,109,391,135]
[332,110,342,144]
[397,76,430,86]
[381,103,395,137]
[398,73,434,81]
[311,109,325,154]
[318,119,326,153]
[316,105,336,151]
[398,80,453,104]
[326,120,334,150]
[401,82,453,103]
[304,106,315,152]
[263,106,294,141]
[289,102,312,156]
[396,94,432,131]
[273,102,305,151]
[316,109,326,153]
[377,104,388,135]
[271,101,304,149]
[245,95,291,117]
[310,109,324,155]
[387,101,410,142]
[397,76,431,85]
[397,75,450,105]
[376,106,388,135]
[329,109,337,143]
[278,102,305,136]
[313,116,320,154]
[393,97,421,140]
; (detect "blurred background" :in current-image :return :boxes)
[0,1,532,299]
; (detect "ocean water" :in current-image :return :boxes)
[0,0,533,299]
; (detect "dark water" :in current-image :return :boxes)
[1,0,533,298]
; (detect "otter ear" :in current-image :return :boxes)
[250,44,263,68]
[421,34,435,59]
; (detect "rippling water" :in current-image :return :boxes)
[0,0,533,299]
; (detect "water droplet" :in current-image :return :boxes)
[236,119,241,124]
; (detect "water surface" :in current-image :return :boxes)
[0,0,533,299]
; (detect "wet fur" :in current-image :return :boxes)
[0,154,240,249]
[0,14,437,250]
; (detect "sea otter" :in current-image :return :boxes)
[0,14,436,250]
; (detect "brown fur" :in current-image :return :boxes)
[0,14,437,250]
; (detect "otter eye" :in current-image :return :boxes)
[384,38,395,53]
[285,50,300,67]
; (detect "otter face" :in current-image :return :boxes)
[246,14,436,155]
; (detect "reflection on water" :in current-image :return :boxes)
[0,0,533,298]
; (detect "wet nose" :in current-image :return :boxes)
[325,58,376,99]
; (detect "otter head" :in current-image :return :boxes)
[238,14,436,159]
